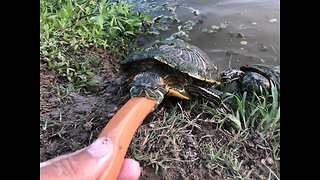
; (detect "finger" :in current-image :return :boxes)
[40,137,113,180]
[117,158,141,180]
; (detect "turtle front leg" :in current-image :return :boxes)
[130,72,166,108]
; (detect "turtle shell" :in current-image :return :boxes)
[121,39,219,84]
[240,64,280,87]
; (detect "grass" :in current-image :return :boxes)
[129,86,280,179]
[201,143,243,177]
[40,1,280,178]
[40,0,155,87]
[226,82,280,160]
[40,0,159,159]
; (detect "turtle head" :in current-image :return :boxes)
[130,72,166,107]
[220,68,245,93]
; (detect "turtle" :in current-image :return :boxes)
[220,64,280,98]
[120,39,224,107]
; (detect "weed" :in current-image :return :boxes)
[53,83,75,104]
[48,52,100,86]
[221,82,280,160]
[40,0,155,86]
[40,0,153,54]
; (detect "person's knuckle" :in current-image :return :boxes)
[53,157,80,179]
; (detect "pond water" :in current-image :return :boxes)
[130,0,280,70]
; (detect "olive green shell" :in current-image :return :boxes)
[240,64,280,88]
[121,39,219,84]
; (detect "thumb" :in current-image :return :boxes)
[40,136,114,180]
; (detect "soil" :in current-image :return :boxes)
[40,48,128,162]
[40,48,280,179]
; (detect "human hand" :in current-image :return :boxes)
[40,136,140,180]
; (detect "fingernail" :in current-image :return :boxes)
[87,137,113,158]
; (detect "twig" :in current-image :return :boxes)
[262,162,280,180]
[78,13,99,20]
[167,157,199,162]
[228,55,233,68]
[269,43,279,58]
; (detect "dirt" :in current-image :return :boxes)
[40,48,279,179]
[40,48,128,162]
[129,101,280,180]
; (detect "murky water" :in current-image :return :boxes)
[131,0,280,70]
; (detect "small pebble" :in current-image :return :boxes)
[269,18,277,23]
[266,157,275,165]
[192,10,200,16]
[240,41,247,45]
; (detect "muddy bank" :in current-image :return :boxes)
[130,101,279,180]
[40,48,279,179]
[40,49,128,162]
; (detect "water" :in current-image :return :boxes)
[131,0,280,70]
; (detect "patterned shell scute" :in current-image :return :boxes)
[122,39,219,83]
